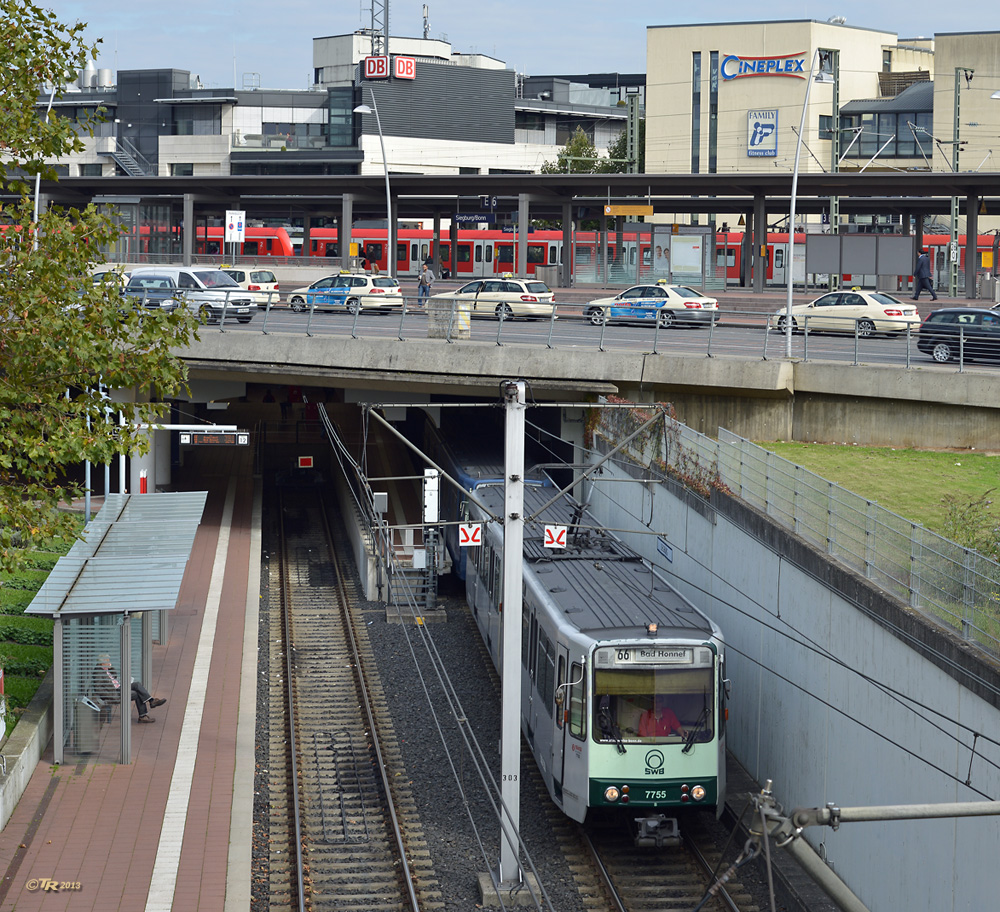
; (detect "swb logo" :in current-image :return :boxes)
[644,749,665,775]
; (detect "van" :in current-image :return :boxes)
[124,266,257,323]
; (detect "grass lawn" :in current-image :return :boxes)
[757,442,999,536]
[0,521,81,739]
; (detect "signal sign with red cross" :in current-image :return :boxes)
[459,524,482,547]
[544,525,567,549]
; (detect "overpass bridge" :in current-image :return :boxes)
[178,316,1000,452]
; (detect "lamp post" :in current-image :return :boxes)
[785,48,828,357]
[354,91,393,278]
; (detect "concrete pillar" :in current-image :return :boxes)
[562,202,573,287]
[753,195,766,294]
[182,194,194,267]
[154,405,171,490]
[128,386,153,495]
[517,193,529,278]
[742,209,753,289]
[432,211,442,276]
[965,195,978,299]
[450,219,459,279]
[302,214,312,261]
[341,194,353,270]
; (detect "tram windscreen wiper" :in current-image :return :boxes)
[682,700,710,755]
[598,695,626,755]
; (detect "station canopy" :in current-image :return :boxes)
[27,492,207,618]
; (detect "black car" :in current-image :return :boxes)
[916,307,1000,363]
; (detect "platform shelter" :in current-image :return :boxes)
[26,492,206,764]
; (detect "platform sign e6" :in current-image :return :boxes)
[364,56,390,79]
[747,110,778,158]
[394,56,416,79]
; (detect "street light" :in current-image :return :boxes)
[785,48,830,357]
[354,91,394,278]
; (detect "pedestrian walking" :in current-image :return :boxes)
[912,248,938,301]
[417,263,434,305]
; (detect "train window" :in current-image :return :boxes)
[568,662,586,741]
[326,243,338,257]
[556,655,566,728]
[420,244,428,261]
[492,557,501,611]
[522,608,531,670]
[440,244,450,262]
[243,241,259,256]
[486,246,492,263]
[396,242,407,262]
[549,245,557,264]
[366,243,383,262]
[593,666,714,744]
[629,247,636,265]
[475,245,482,263]
[265,238,273,252]
[457,245,471,263]
[528,617,538,678]
[496,245,513,264]
[411,244,418,261]
[536,631,555,716]
[527,245,545,264]
[774,248,784,269]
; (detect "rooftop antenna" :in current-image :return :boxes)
[370,0,388,57]
[423,4,430,40]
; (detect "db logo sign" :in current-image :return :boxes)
[364,56,389,79]
[544,525,567,549]
[459,524,482,547]
[394,56,416,79]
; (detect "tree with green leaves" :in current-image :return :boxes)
[595,120,645,174]
[0,0,199,573]
[540,127,601,174]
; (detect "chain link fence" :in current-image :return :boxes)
[596,405,1000,660]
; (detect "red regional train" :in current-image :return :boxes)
[140,224,998,286]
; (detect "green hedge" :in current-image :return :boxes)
[0,644,53,678]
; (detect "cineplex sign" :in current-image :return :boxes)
[721,52,807,79]
[364,56,416,80]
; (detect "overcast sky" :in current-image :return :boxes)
[53,1,976,90]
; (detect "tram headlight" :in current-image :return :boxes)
[691,785,706,802]
[604,786,620,803]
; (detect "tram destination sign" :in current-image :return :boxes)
[179,431,250,446]
[610,646,692,665]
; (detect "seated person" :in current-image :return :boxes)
[93,654,166,723]
[639,694,687,738]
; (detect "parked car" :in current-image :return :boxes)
[916,307,1000,362]
[90,264,131,287]
[287,273,402,313]
[221,267,280,307]
[768,290,920,336]
[124,267,257,323]
[585,282,719,327]
[431,275,555,320]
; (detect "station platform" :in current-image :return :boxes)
[0,446,260,912]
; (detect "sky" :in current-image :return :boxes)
[52,1,981,91]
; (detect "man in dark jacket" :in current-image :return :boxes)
[912,249,937,301]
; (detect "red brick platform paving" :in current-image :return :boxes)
[0,447,257,912]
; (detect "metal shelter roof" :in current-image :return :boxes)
[26,492,207,618]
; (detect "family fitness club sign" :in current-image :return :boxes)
[722,51,807,80]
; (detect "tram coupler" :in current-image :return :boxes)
[634,815,681,848]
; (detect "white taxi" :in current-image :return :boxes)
[584,281,720,327]
[431,274,555,320]
[288,272,403,313]
[769,290,921,336]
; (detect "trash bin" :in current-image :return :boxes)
[75,696,101,754]
[535,265,559,288]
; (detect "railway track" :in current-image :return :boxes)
[264,486,442,911]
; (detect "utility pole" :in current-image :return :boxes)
[498,380,525,886]
[951,67,973,298]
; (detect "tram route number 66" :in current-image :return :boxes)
[617,649,631,662]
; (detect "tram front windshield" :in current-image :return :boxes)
[594,666,714,744]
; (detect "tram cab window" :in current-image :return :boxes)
[593,666,714,744]
[411,244,418,261]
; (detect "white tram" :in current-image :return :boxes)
[460,473,729,829]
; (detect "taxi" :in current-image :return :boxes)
[584,281,720,327]
[287,271,402,313]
